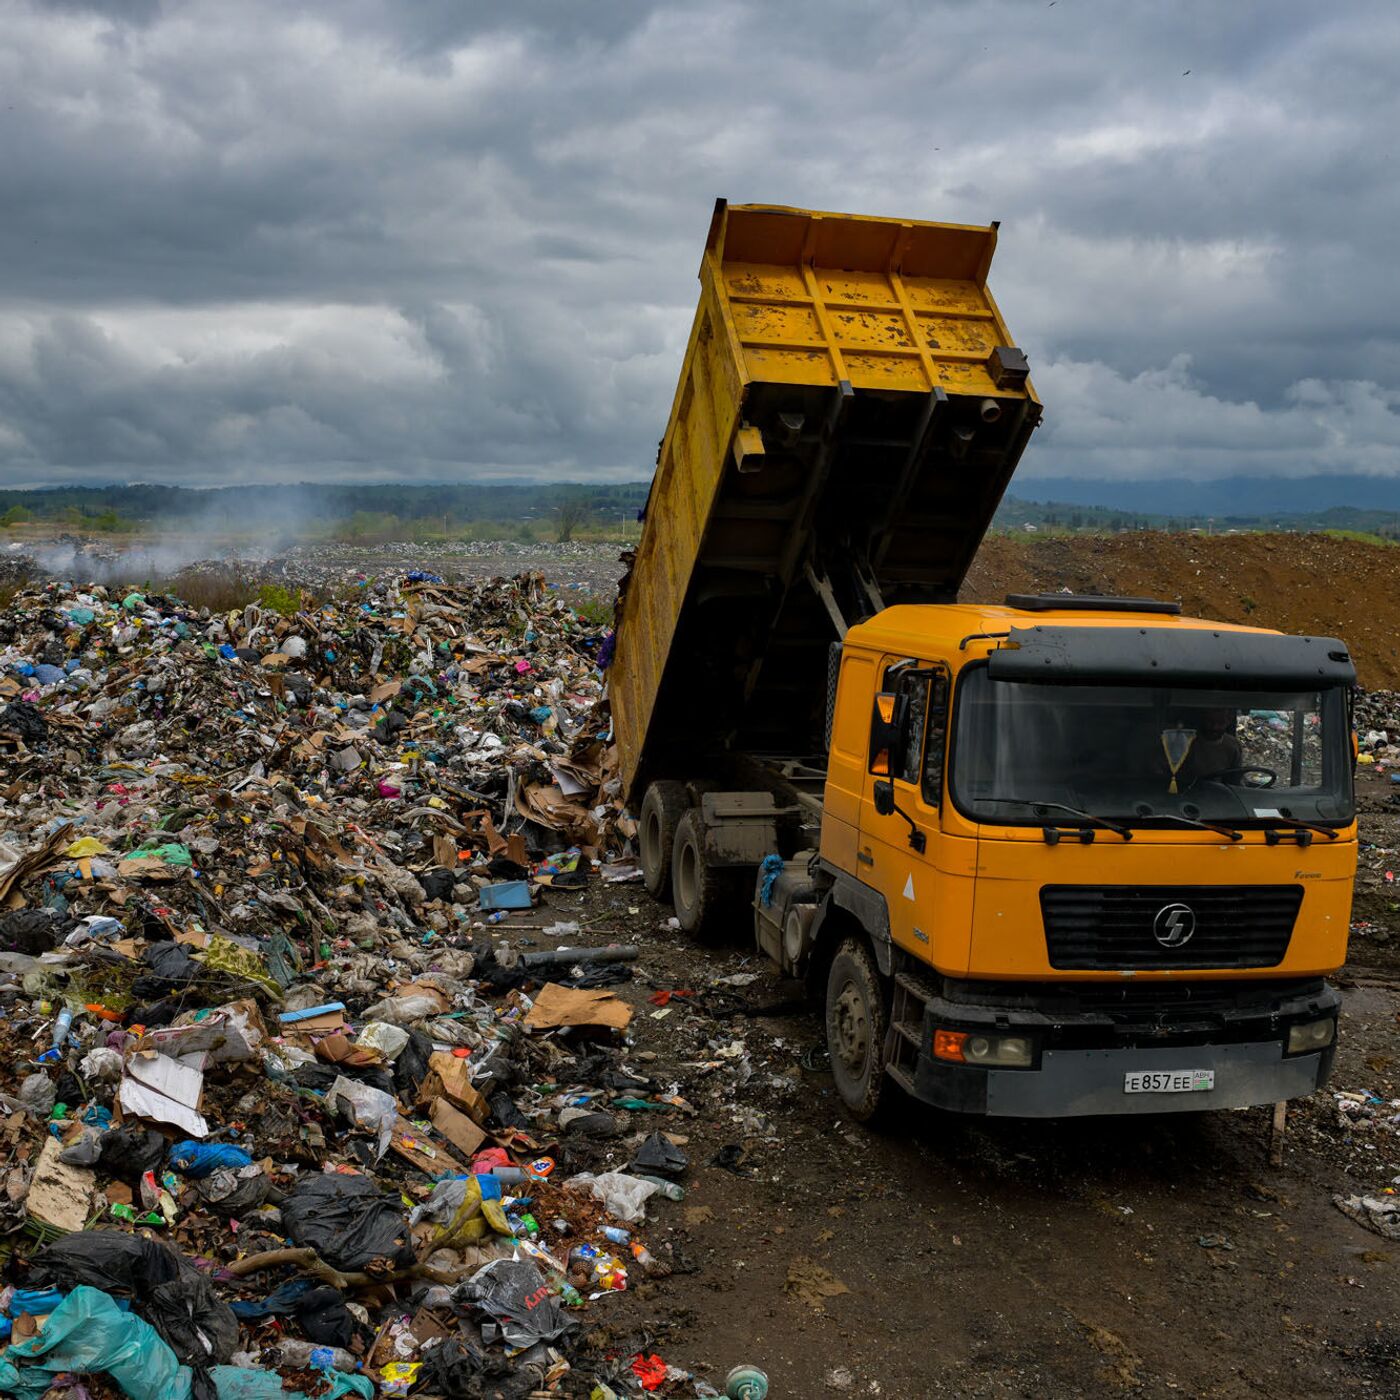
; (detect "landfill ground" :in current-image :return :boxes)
[0,535,1397,1399]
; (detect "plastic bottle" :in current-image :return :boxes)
[725,1365,769,1400]
[51,1007,73,1049]
[636,1176,685,1201]
[602,1225,630,1246]
[278,1340,358,1373]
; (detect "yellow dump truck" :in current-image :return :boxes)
[610,201,1356,1120]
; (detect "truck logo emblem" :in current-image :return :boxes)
[1153,903,1196,947]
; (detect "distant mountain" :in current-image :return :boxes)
[1007,475,1400,519]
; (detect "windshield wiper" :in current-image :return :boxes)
[980,797,1133,841]
[1263,816,1341,845]
[1137,809,1242,842]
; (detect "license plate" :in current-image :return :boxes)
[1124,1069,1215,1094]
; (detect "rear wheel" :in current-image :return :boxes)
[671,807,741,939]
[639,780,687,900]
[825,937,891,1123]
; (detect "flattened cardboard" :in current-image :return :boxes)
[26,1137,96,1233]
[422,1052,489,1123]
[390,1116,467,1176]
[119,1050,208,1137]
[523,982,632,1033]
[429,1097,487,1157]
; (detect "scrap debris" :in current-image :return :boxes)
[0,570,710,1397]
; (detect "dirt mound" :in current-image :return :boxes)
[963,531,1400,688]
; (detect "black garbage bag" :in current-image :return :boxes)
[280,1173,413,1272]
[146,1273,239,1370]
[293,1285,359,1349]
[372,709,410,743]
[291,1060,396,1098]
[34,1231,192,1294]
[412,1337,530,1399]
[487,1090,530,1131]
[631,1130,689,1178]
[393,1027,433,1101]
[0,907,70,954]
[131,939,198,999]
[196,1163,273,1215]
[1,700,47,744]
[96,1124,168,1185]
[418,867,456,902]
[459,1259,574,1349]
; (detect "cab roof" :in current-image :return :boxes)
[849,600,1282,660]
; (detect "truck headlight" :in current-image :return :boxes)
[1285,1017,1335,1054]
[934,1029,1033,1068]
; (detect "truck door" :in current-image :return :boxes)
[858,658,962,969]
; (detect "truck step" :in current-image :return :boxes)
[891,1019,923,1049]
[886,1063,918,1097]
[895,971,939,1007]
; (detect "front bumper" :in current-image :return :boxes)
[902,979,1339,1117]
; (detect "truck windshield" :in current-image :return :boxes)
[951,668,1353,829]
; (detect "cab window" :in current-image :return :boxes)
[881,662,950,805]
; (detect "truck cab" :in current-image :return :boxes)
[803,594,1355,1118]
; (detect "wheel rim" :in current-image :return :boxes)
[641,808,660,872]
[677,838,697,908]
[832,978,869,1074]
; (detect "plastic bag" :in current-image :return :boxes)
[168,1141,254,1177]
[196,1163,271,1215]
[280,1173,414,1272]
[356,1020,409,1061]
[0,1285,192,1400]
[416,1174,513,1249]
[290,1286,359,1348]
[98,1123,169,1183]
[565,1170,659,1224]
[631,1131,689,1177]
[79,1045,125,1082]
[412,1337,523,1398]
[35,1230,192,1296]
[360,992,444,1026]
[460,1258,574,1348]
[17,1072,55,1117]
[211,1366,372,1400]
[146,1273,240,1368]
[326,1074,396,1157]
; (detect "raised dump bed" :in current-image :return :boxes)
[611,200,1041,798]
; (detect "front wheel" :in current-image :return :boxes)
[825,937,892,1123]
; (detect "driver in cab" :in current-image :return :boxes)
[1174,707,1242,785]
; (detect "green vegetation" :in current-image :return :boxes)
[256,583,303,616]
[0,481,650,546]
[572,595,615,626]
[1320,527,1396,547]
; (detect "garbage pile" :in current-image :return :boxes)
[0,573,725,1398]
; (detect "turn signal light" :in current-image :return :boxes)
[933,1029,968,1062]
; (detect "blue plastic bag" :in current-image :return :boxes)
[168,1140,254,1177]
[211,1367,372,1400]
[0,1286,192,1400]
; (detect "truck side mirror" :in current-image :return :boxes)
[872,779,895,816]
[869,691,908,776]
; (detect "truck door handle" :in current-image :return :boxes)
[857,849,875,866]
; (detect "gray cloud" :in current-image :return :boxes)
[1,0,1397,486]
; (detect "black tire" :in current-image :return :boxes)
[671,807,738,939]
[639,780,688,900]
[825,937,891,1122]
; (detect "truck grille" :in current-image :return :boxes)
[1040,885,1302,970]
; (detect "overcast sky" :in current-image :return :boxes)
[2,0,1398,489]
